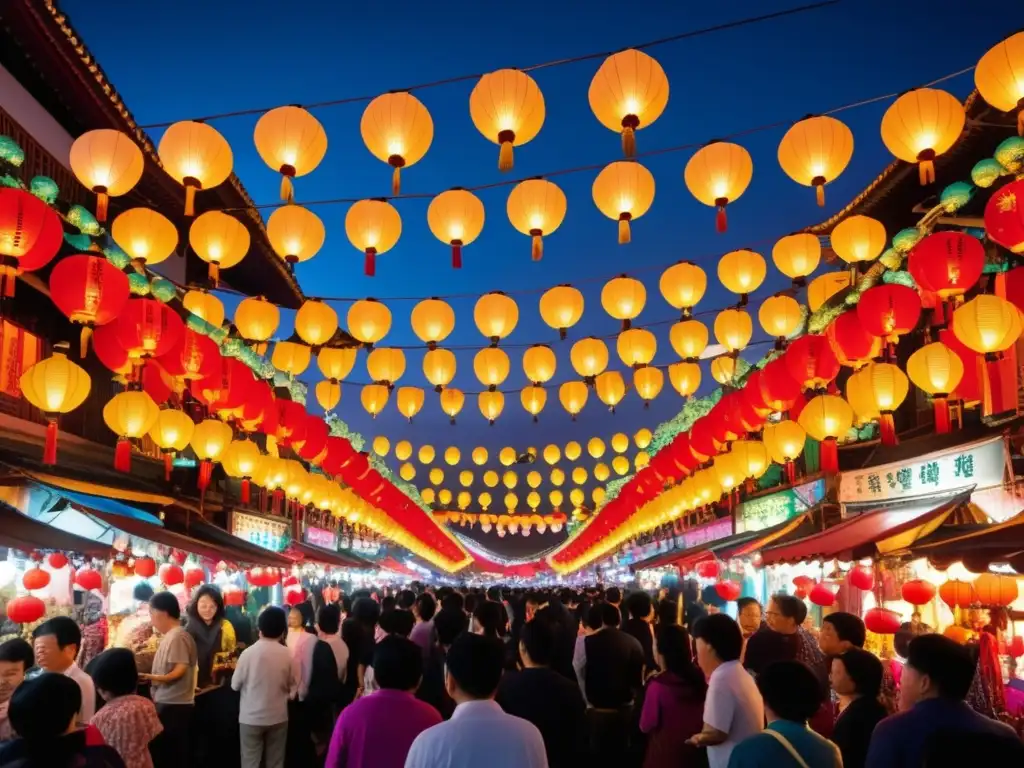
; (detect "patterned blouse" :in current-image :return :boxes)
[90,694,163,768]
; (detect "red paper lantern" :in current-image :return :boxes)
[759,358,802,412]
[275,400,308,446]
[242,381,276,432]
[809,582,837,607]
[984,178,1024,254]
[91,323,131,375]
[282,575,300,588]
[321,436,357,478]
[285,589,306,606]
[856,285,922,346]
[49,255,131,358]
[6,595,46,624]
[22,567,50,591]
[295,415,329,462]
[907,232,984,301]
[793,586,807,600]
[864,607,901,635]
[901,579,936,605]
[141,362,173,405]
[826,312,881,368]
[792,575,814,590]
[785,334,840,391]
[46,552,68,570]
[116,299,184,360]
[74,567,102,591]
[159,563,184,586]
[223,587,245,606]
[938,579,976,609]
[848,566,874,591]
[688,418,719,462]
[169,550,188,566]
[1009,636,1024,659]
[715,580,742,602]
[0,188,63,296]
[158,329,221,382]
[972,573,1018,607]
[133,556,157,579]
[197,356,255,412]
[184,567,205,589]
[695,560,720,579]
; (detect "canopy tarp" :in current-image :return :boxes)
[287,541,371,569]
[0,501,110,556]
[908,510,1024,573]
[173,516,295,567]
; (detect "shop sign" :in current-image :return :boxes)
[232,511,288,552]
[304,526,338,551]
[839,436,1005,505]
[679,517,733,549]
[735,478,826,534]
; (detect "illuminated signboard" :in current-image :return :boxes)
[304,526,338,551]
[735,478,826,534]
[231,511,288,552]
[680,517,733,549]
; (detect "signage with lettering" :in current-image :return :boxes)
[680,517,733,549]
[304,526,338,551]
[232,511,288,552]
[839,436,1005,505]
[735,478,826,534]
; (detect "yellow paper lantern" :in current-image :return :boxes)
[188,210,250,283]
[592,161,655,244]
[429,467,444,486]
[684,141,753,232]
[565,441,581,461]
[233,297,280,353]
[373,436,391,456]
[504,492,519,512]
[506,179,567,261]
[442,446,460,466]
[860,361,909,444]
[438,489,453,507]
[594,462,610,482]
[776,115,854,206]
[347,298,392,345]
[360,384,390,418]
[807,272,853,313]
[267,204,326,266]
[503,470,518,490]
[479,391,505,424]
[271,341,311,377]
[758,295,803,341]
[798,394,853,472]
[457,491,472,510]
[549,490,564,509]
[601,275,646,330]
[880,88,966,185]
[474,347,510,389]
[570,337,609,379]
[483,470,499,488]
[542,445,561,465]
[773,233,821,285]
[421,488,436,505]
[157,121,232,215]
[418,445,436,464]
[253,106,327,202]
[423,348,457,390]
[666,320,706,361]
[522,345,556,385]
[396,386,425,421]
[660,262,707,317]
[611,433,629,453]
[907,341,964,398]
[714,309,753,352]
[19,346,92,465]
[539,285,584,339]
[148,409,195,456]
[588,437,606,459]
[69,129,144,222]
[718,249,767,300]
[668,361,701,397]
[111,208,177,267]
[427,189,485,269]
[399,462,416,481]
[318,347,357,381]
[634,451,650,470]
[520,385,547,421]
[469,69,545,171]
[952,295,1023,353]
[975,32,1024,135]
[410,298,455,348]
[395,440,413,461]
[616,328,656,367]
[345,199,402,277]
[588,49,669,157]
[558,381,589,420]
[633,366,664,405]
[595,371,626,412]
[190,418,232,466]
[831,215,886,265]
[478,491,493,510]
[612,455,630,476]
[293,300,338,348]
[763,420,806,464]
[523,470,541,489]
[572,466,588,485]
[459,470,474,487]
[474,291,519,343]
[315,380,341,411]
[710,355,737,385]
[439,388,466,424]
[845,367,880,427]
[592,487,606,507]
[551,468,566,486]
[182,290,225,329]
[499,447,517,466]
[367,347,406,385]
[360,92,433,195]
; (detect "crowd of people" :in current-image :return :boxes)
[0,582,1021,767]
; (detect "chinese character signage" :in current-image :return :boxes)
[231,511,288,552]
[680,517,733,549]
[304,526,338,551]
[735,478,826,534]
[839,436,1005,505]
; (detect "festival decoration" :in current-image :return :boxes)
[973,573,1019,607]
[880,88,966,184]
[523,345,556,385]
[659,262,706,317]
[347,298,392,345]
[345,199,402,276]
[601,275,646,330]
[149,409,195,480]
[427,190,485,269]
[588,49,668,157]
[591,161,655,244]
[776,115,854,206]
[157,120,233,215]
[506,179,567,261]
[772,233,820,285]
[975,31,1024,135]
[19,344,92,465]
[69,129,145,221]
[521,385,547,421]
[595,371,626,411]
[830,215,886,265]
[360,93,433,195]
[539,285,584,339]
[253,105,328,202]
[469,69,545,171]
[234,297,280,353]
[939,579,976,609]
[718,249,766,304]
[906,342,964,433]
[684,141,753,232]
[474,291,519,343]
[901,579,936,605]
[268,204,326,267]
[103,391,160,472]
[558,381,588,420]
[797,394,852,473]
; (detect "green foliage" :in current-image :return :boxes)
[0,137,25,167]
[325,413,366,453]
[29,176,58,204]
[66,205,101,236]
[649,387,722,456]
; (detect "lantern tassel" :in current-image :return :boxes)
[918,159,935,185]
[715,198,729,233]
[933,397,951,434]
[241,478,251,505]
[114,438,132,473]
[498,141,514,172]
[2,269,16,298]
[879,412,898,446]
[184,185,197,217]
[451,241,463,269]
[819,437,838,473]
[621,126,636,158]
[164,452,172,482]
[208,262,220,284]
[79,326,93,359]
[814,180,825,207]
[280,175,294,203]
[391,166,401,196]
[364,248,377,277]
[618,214,632,245]
[198,459,213,491]
[95,191,109,223]
[784,459,796,484]
[43,420,58,465]
[530,232,543,262]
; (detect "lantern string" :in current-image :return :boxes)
[136,2,840,129]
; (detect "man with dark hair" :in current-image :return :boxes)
[866,634,1024,766]
[736,597,762,638]
[317,603,349,687]
[396,589,417,611]
[0,638,34,740]
[440,591,465,614]
[818,611,866,655]
[529,589,577,681]
[688,614,763,768]
[405,634,547,768]
[433,607,468,650]
[32,615,95,724]
[497,619,585,768]
[622,590,656,674]
[379,608,415,638]
[145,591,197,768]
[410,592,437,658]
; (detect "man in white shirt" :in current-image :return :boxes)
[688,613,764,768]
[31,616,95,724]
[405,632,548,768]
[232,606,299,768]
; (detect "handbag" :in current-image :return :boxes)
[763,729,811,768]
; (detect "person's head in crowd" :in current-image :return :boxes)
[559,588,578,609]
[766,594,806,634]
[656,598,679,627]
[381,596,397,615]
[736,597,762,636]
[379,608,415,638]
[900,634,976,711]
[258,606,288,641]
[444,633,504,704]
[288,605,308,632]
[413,593,436,623]
[819,611,867,655]
[340,595,353,617]
[691,614,743,677]
[584,603,605,634]
[373,636,424,693]
[625,590,653,622]
[132,581,154,606]
[352,596,382,630]
[524,592,543,621]
[600,602,621,628]
[604,586,622,606]
[441,592,465,614]
[187,584,225,628]
[0,638,34,703]
[433,608,469,650]
[486,586,502,603]
[830,648,883,702]
[90,648,139,702]
[32,616,82,674]
[655,624,706,689]
[9,673,82,742]
[519,619,555,669]
[397,589,416,610]
[471,600,507,640]
[464,593,481,617]
[758,660,824,724]
[317,604,342,637]
[148,592,181,636]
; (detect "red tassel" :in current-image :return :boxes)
[114,438,132,472]
[242,478,251,505]
[785,459,796,485]
[43,420,58,465]
[3,272,15,298]
[198,459,213,491]
[365,248,376,277]
[164,453,172,481]
[95,190,109,223]
[715,198,728,233]
[819,438,838,473]
[452,241,462,269]
[933,397,950,434]
[879,412,898,446]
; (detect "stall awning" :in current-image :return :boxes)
[0,502,110,557]
[761,490,973,566]
[172,516,295,567]
[287,541,371,569]
[908,511,1024,573]
[59,489,163,525]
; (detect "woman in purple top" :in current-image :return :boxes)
[640,624,708,768]
[325,636,441,768]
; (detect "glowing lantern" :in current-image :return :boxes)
[595,371,626,412]
[539,285,584,339]
[315,380,341,411]
[549,489,564,509]
[776,115,854,206]
[427,189,485,269]
[423,348,457,390]
[345,199,401,277]
[572,467,588,485]
[975,32,1024,135]
[506,179,566,261]
[440,388,465,424]
[758,295,802,343]
[222,439,261,503]
[797,394,853,473]
[419,445,436,464]
[22,568,49,591]
[48,255,130,358]
[271,341,311,377]
[253,106,327,201]
[235,297,279,352]
[421,488,436,505]
[570,488,586,507]
[473,347,510,389]
[522,345,556,385]
[830,215,886,265]
[859,362,909,445]
[684,141,753,233]
[808,272,853,313]
[762,420,805,483]
[111,208,177,268]
[570,337,609,380]
[848,566,875,591]
[361,384,390,418]
[479,491,493,510]
[502,471,519,490]
[459,470,474,487]
[810,582,837,607]
[347,299,392,345]
[565,441,581,461]
[521,386,547,422]
[470,69,544,171]
[190,418,231,490]
[183,290,225,328]
[7,596,45,624]
[474,291,519,343]
[588,49,668,157]
[117,299,183,360]
[714,309,752,352]
[103,391,159,472]
[669,320,708,361]
[718,249,766,302]
[396,387,425,421]
[411,298,455,348]
[367,347,406,385]
[395,441,412,461]
[360,93,433,195]
[558,381,588,420]
[429,467,444,486]
[483,470,498,487]
[19,345,91,465]
[772,233,821,285]
[907,342,964,434]
[668,362,701,397]
[70,129,146,223]
[593,463,608,482]
[907,232,984,302]
[587,438,605,459]
[617,328,656,367]
[444,446,461,466]
[611,455,630,476]
[660,262,707,318]
[857,284,922,347]
[318,347,357,381]
[295,301,338,348]
[635,452,650,470]
[880,88,965,184]
[786,334,840,391]
[901,579,936,605]
[148,408,194,480]
[826,311,880,368]
[973,573,1018,606]
[953,294,1023,415]
[611,433,629,453]
[939,579,976,609]
[633,366,664,406]
[591,161,655,244]
[601,275,646,330]
[478,391,505,425]
[439,489,454,508]
[0,188,62,296]
[504,492,518,512]
[543,445,561,465]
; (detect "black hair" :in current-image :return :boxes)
[31,616,82,652]
[373,635,423,691]
[463,593,480,616]
[519,619,555,666]
[472,600,507,640]
[397,589,416,610]
[341,595,353,615]
[441,592,465,613]
[258,606,288,640]
[822,612,866,648]
[625,590,652,621]
[187,585,225,625]
[655,624,706,690]
[352,597,381,628]
[10,673,81,742]
[600,602,621,628]
[906,633,976,700]
[691,614,743,662]
[736,597,761,614]
[317,604,341,635]
[834,648,883,699]
[414,593,436,621]
[559,588,577,605]
[89,648,138,697]
[149,591,181,620]
[381,596,397,613]
[656,598,678,626]
[132,582,155,602]
[486,586,501,602]
[446,633,504,699]
[585,603,605,632]
[605,586,622,604]
[524,591,542,606]
[379,608,415,638]
[757,660,823,722]
[0,638,34,670]
[434,607,469,647]
[771,593,807,625]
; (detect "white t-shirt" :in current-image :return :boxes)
[703,660,764,768]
